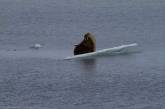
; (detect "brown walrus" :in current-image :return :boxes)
[74,32,96,55]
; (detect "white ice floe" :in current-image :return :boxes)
[29,43,42,50]
[65,43,138,60]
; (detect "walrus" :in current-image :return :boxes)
[74,32,96,55]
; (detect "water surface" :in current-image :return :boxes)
[0,0,165,109]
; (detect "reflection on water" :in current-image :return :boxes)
[77,59,97,73]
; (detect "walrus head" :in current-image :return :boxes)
[74,32,96,55]
[84,32,96,45]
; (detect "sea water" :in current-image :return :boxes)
[0,0,165,109]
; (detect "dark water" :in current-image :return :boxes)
[0,0,165,109]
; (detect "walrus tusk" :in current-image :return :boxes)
[74,44,78,46]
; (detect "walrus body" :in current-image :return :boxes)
[74,33,96,55]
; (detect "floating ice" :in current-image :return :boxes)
[29,43,42,50]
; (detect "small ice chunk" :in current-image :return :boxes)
[30,43,42,50]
